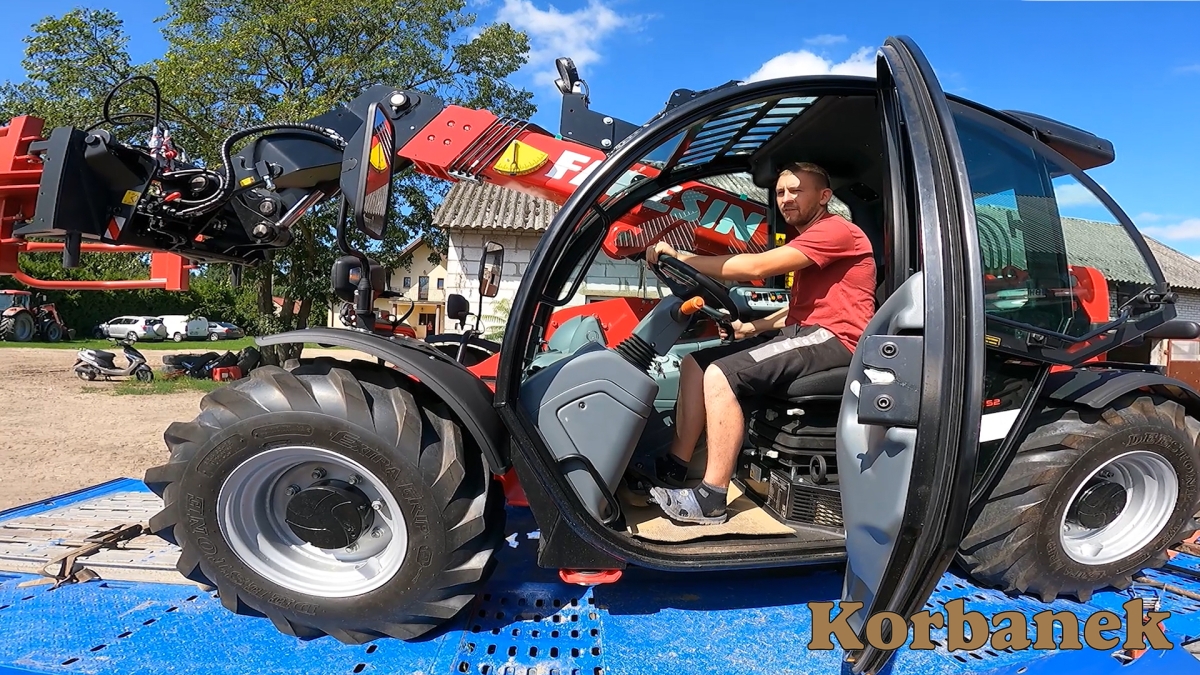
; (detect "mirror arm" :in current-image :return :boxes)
[335,194,376,333]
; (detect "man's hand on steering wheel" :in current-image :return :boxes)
[645,241,679,266]
[642,241,741,335]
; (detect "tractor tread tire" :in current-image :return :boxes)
[0,312,35,342]
[144,358,505,643]
[957,394,1200,603]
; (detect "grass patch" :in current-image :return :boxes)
[82,377,229,396]
[116,377,227,395]
[0,337,258,351]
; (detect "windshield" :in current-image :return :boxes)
[548,94,823,304]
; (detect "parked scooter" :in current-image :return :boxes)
[74,337,153,382]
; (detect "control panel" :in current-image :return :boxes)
[729,286,790,318]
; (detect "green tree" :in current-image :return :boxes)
[481,297,511,341]
[0,2,535,358]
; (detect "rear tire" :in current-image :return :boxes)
[958,394,1200,602]
[144,358,505,643]
[0,311,36,342]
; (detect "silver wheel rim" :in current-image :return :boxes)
[217,446,409,598]
[1059,450,1178,565]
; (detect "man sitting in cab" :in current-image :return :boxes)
[643,162,877,525]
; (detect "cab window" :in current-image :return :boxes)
[951,104,1159,342]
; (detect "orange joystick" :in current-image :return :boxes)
[673,296,706,321]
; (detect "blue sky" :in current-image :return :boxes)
[3,0,1200,256]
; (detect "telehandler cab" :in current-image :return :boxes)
[8,35,1200,674]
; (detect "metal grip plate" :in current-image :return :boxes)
[856,334,923,427]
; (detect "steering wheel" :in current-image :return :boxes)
[648,253,741,335]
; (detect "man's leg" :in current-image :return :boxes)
[650,325,853,524]
[700,363,743,489]
[669,354,706,463]
[653,338,767,486]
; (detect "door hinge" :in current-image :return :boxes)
[857,334,922,426]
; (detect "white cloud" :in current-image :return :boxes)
[1054,182,1098,207]
[804,34,848,47]
[496,0,636,92]
[745,46,876,83]
[1176,64,1200,75]
[1142,218,1200,241]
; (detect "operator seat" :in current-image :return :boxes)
[746,367,847,482]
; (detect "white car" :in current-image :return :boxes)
[95,316,168,341]
[158,314,209,342]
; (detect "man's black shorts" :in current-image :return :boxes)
[689,324,853,400]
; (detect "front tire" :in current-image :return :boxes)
[42,322,63,342]
[958,394,1200,602]
[144,359,505,643]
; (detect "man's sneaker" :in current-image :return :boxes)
[648,485,728,525]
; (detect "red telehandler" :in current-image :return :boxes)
[3,36,1200,675]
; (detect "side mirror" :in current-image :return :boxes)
[447,294,470,325]
[341,101,395,240]
[331,255,386,303]
[479,241,504,299]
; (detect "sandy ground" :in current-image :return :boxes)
[0,345,370,511]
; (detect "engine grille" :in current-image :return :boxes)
[766,471,843,529]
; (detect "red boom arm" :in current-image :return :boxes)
[398,106,772,260]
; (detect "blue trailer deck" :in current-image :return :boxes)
[0,478,1199,675]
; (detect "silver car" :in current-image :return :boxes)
[95,316,168,341]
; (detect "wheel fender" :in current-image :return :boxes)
[1044,367,1200,416]
[256,327,509,473]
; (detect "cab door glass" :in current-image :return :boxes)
[951,105,1159,341]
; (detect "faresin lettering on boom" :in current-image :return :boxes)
[806,599,1173,652]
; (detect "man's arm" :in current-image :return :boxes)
[744,307,788,335]
[655,244,814,281]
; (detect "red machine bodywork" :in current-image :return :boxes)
[0,116,194,291]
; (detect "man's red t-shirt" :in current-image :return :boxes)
[783,212,877,353]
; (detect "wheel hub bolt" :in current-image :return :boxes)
[285,484,300,496]
[348,474,361,485]
[371,527,383,538]
[371,500,382,511]
[312,467,326,480]
[346,543,358,552]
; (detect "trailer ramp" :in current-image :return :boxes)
[0,479,1198,675]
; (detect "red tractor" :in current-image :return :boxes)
[0,289,68,342]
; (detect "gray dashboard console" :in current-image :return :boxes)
[730,286,790,317]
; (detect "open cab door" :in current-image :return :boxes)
[835,36,986,674]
